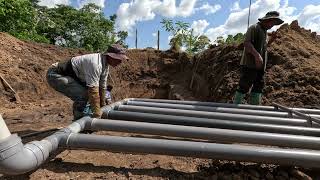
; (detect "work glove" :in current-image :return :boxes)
[99,87,107,107]
[88,87,102,118]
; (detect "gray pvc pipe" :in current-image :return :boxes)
[101,99,129,119]
[0,116,91,175]
[105,110,320,136]
[116,105,310,127]
[128,98,320,115]
[66,133,320,168]
[273,102,320,125]
[90,119,320,150]
[125,101,320,119]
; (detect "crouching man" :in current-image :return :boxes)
[47,44,129,120]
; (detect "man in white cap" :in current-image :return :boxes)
[47,44,129,120]
[233,11,284,105]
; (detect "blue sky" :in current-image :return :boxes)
[39,0,320,49]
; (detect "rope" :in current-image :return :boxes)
[247,0,252,28]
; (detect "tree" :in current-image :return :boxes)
[215,36,225,45]
[0,0,48,42]
[36,3,127,51]
[215,33,245,45]
[0,1,128,51]
[161,19,189,52]
[161,18,210,54]
[233,33,245,44]
[116,31,128,48]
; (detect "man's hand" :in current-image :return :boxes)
[255,54,264,69]
[92,110,102,118]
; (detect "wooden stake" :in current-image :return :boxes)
[0,74,22,103]
[157,30,160,50]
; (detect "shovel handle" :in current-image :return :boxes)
[0,74,16,93]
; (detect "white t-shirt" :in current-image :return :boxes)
[71,53,109,88]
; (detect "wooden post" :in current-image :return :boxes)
[157,30,160,50]
[0,74,21,103]
[135,28,138,49]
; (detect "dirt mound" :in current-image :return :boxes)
[194,20,320,107]
[0,32,195,107]
[1,20,320,179]
[109,49,194,101]
[0,32,87,106]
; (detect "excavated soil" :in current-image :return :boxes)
[193,20,320,108]
[0,20,320,179]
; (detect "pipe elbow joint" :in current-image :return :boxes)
[0,134,56,175]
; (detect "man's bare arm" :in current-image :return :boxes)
[244,41,263,69]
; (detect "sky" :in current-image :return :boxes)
[38,0,320,50]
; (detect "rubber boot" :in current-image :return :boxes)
[249,92,262,105]
[233,91,245,104]
[72,101,87,121]
[83,103,93,116]
[81,103,94,134]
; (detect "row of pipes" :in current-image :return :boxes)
[1,98,320,175]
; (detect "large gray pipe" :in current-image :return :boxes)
[0,116,91,175]
[125,101,320,119]
[105,110,320,136]
[90,119,320,150]
[66,133,320,168]
[128,98,320,115]
[116,105,311,127]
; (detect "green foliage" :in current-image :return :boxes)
[0,1,128,51]
[161,18,210,54]
[36,3,125,51]
[161,19,189,52]
[12,31,50,43]
[215,36,225,45]
[215,33,245,45]
[0,0,42,41]
[115,31,128,48]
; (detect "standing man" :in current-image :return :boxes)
[47,44,129,120]
[233,11,283,105]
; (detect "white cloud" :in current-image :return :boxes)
[152,32,157,37]
[205,0,298,42]
[38,0,70,8]
[303,15,320,34]
[230,1,240,12]
[177,0,197,17]
[191,20,209,36]
[297,4,320,33]
[167,35,173,45]
[116,0,198,32]
[116,0,158,33]
[205,0,320,42]
[154,0,177,17]
[195,3,221,15]
[181,46,187,51]
[77,0,106,8]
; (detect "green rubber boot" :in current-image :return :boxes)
[233,91,245,104]
[249,92,262,105]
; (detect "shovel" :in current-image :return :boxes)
[0,74,22,103]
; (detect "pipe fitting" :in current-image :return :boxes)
[0,134,37,175]
[0,116,92,175]
[101,99,129,118]
[0,114,11,141]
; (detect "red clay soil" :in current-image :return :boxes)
[0,20,320,179]
[194,20,320,108]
